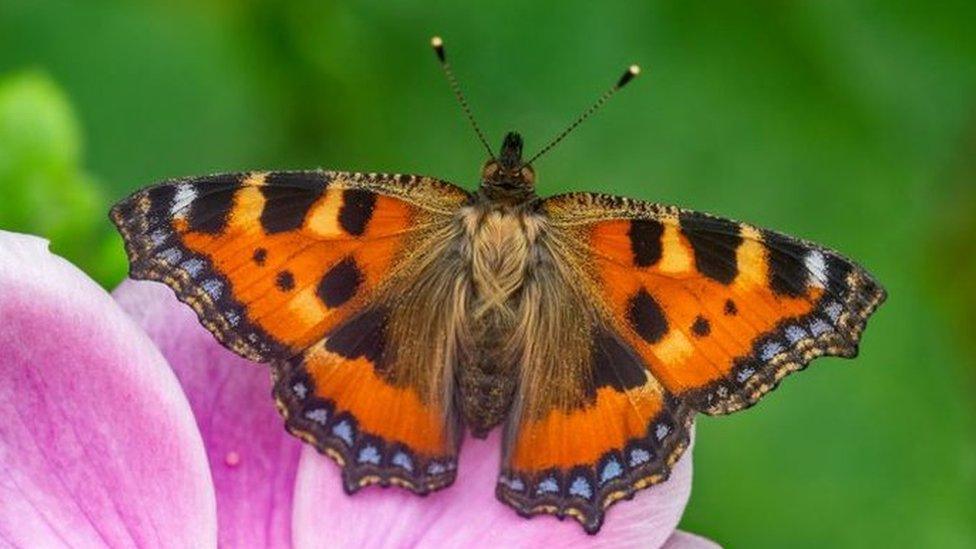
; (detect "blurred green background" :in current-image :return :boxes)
[1,1,974,546]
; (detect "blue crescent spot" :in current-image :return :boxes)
[825,302,843,323]
[629,448,651,467]
[569,477,593,499]
[181,258,205,278]
[785,325,808,344]
[224,310,240,327]
[201,278,224,299]
[358,445,381,465]
[809,318,832,336]
[392,451,414,472]
[150,228,168,247]
[760,341,784,361]
[304,408,328,425]
[600,458,623,484]
[157,247,182,264]
[736,367,756,383]
[536,477,559,494]
[331,420,354,445]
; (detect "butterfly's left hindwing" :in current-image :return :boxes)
[111,170,471,493]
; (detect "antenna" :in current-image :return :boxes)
[525,64,641,166]
[430,36,496,159]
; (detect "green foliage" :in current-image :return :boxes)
[0,72,114,279]
[0,1,974,546]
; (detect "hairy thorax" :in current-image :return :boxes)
[457,201,541,436]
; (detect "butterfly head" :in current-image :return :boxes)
[430,37,640,205]
[480,132,536,201]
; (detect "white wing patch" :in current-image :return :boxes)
[804,250,828,288]
[171,183,198,218]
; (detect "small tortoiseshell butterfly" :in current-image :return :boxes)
[110,37,886,534]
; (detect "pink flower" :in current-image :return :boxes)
[0,230,716,548]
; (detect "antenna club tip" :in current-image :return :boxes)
[616,63,642,88]
[430,36,446,62]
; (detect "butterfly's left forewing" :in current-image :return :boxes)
[111,170,471,493]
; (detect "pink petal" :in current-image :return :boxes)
[114,279,302,549]
[293,427,694,548]
[662,531,721,548]
[0,231,216,547]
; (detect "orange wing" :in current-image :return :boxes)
[543,192,885,413]
[496,192,885,534]
[111,170,470,493]
[498,355,694,534]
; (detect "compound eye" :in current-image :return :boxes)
[482,161,500,180]
[520,166,536,184]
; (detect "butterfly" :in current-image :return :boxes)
[109,37,886,534]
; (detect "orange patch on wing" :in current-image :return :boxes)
[591,223,823,393]
[174,184,420,353]
[590,220,635,266]
[657,224,693,274]
[353,195,417,285]
[303,347,448,456]
[510,386,663,472]
[305,189,347,238]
